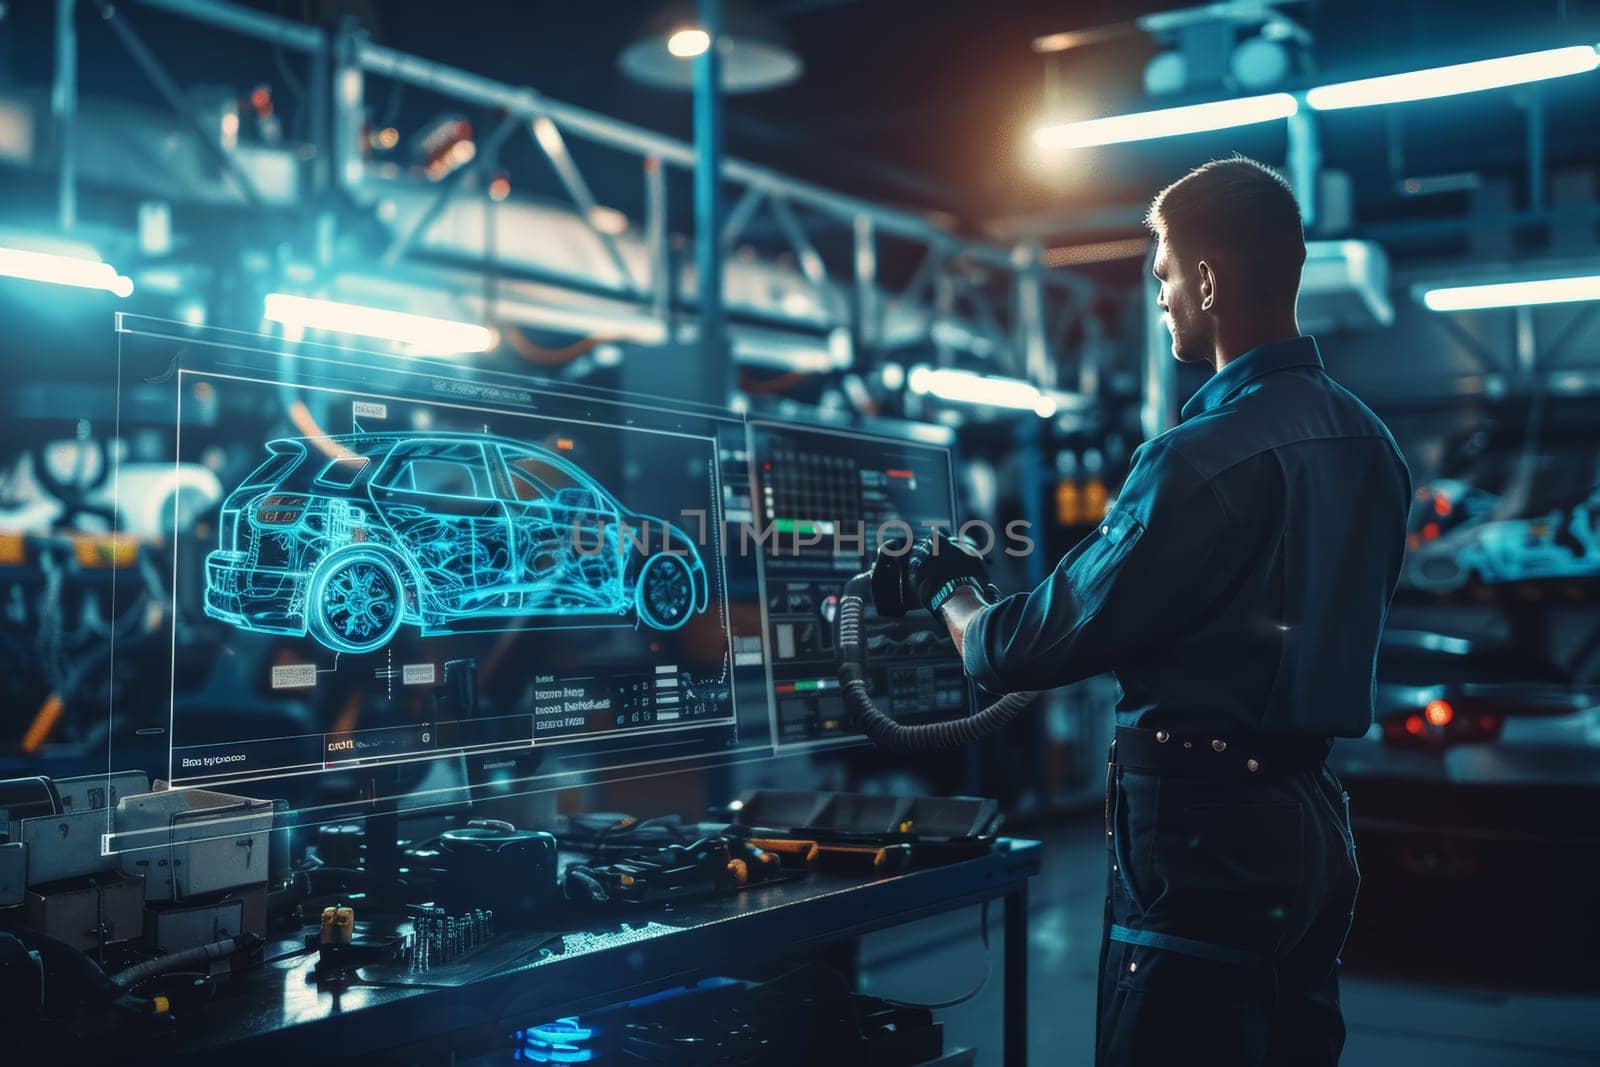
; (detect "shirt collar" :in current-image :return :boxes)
[1180,335,1324,421]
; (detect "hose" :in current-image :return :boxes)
[835,572,1037,752]
[109,935,259,990]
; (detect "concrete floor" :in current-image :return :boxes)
[858,816,1600,1065]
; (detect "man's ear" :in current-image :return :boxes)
[1197,260,1216,312]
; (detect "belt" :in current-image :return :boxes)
[1113,724,1331,780]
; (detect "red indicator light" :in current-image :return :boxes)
[1422,522,1441,540]
[1433,493,1453,517]
[1425,699,1454,727]
[1404,714,1425,736]
[886,469,915,479]
[556,438,574,451]
[1478,714,1498,731]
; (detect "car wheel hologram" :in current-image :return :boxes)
[307,549,406,654]
[635,552,695,631]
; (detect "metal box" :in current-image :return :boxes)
[23,873,144,950]
[0,841,24,907]
[20,808,117,886]
[55,771,149,815]
[145,884,267,954]
[116,787,274,901]
[14,771,149,887]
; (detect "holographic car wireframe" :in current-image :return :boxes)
[204,432,710,654]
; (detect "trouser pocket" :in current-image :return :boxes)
[1126,775,1306,959]
[1110,766,1160,917]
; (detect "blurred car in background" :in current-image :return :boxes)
[1403,418,1600,592]
[1331,628,1600,881]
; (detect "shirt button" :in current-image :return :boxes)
[1129,961,1138,973]
[1247,758,1261,772]
[1211,740,1227,752]
[1155,730,1170,743]
[1101,525,1109,536]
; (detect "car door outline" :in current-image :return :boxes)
[495,444,625,614]
[368,441,517,615]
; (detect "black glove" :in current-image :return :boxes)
[907,529,990,615]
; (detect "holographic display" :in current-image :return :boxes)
[104,318,775,851]
[743,421,974,746]
[205,432,711,654]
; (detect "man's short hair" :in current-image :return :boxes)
[1146,155,1306,305]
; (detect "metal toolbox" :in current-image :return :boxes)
[23,873,144,950]
[11,772,149,887]
[116,786,274,901]
[144,885,267,954]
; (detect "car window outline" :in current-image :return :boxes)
[374,442,493,500]
[314,455,371,489]
[499,447,604,502]
[405,458,487,498]
[505,462,554,502]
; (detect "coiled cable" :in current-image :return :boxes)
[835,573,1036,751]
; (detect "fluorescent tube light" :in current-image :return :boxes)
[908,366,1057,418]
[1032,93,1298,151]
[263,293,494,353]
[0,246,133,297]
[1421,275,1600,312]
[1307,45,1600,110]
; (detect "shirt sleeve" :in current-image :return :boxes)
[963,439,1235,694]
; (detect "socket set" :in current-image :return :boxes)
[407,906,495,972]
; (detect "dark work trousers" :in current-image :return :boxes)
[1096,748,1361,1066]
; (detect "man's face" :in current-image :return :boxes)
[1152,235,1212,364]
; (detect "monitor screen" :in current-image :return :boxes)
[746,421,974,747]
[104,318,775,850]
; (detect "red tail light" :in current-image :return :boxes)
[1383,702,1503,748]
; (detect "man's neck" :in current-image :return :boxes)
[1212,320,1302,373]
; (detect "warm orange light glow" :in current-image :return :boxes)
[1425,699,1455,727]
[21,692,63,754]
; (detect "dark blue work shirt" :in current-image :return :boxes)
[965,336,1412,739]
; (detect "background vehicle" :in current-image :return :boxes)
[1331,628,1600,881]
[1403,418,1600,592]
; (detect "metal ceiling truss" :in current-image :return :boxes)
[38,0,1103,400]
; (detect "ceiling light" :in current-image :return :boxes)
[1032,93,1297,151]
[908,366,1057,418]
[1307,45,1600,110]
[666,27,710,58]
[621,10,801,94]
[1420,275,1600,311]
[263,293,493,353]
[0,245,133,297]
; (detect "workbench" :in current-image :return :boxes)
[35,838,1042,1067]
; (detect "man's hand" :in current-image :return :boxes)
[907,529,991,616]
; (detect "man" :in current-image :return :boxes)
[906,157,1411,1065]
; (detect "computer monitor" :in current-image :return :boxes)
[744,420,975,748]
[103,317,776,852]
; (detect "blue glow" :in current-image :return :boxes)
[205,432,710,654]
[516,1016,596,1063]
